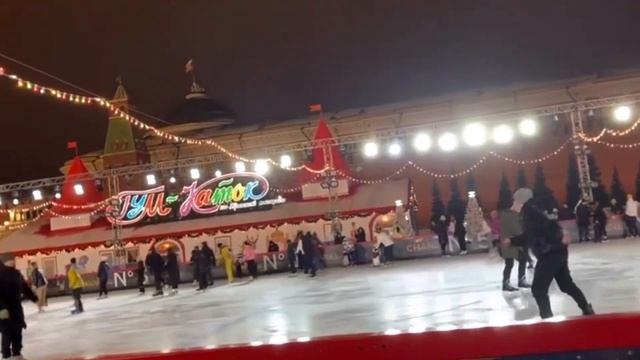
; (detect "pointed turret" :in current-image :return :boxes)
[102,77,148,170]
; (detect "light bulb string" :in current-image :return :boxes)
[0,69,328,174]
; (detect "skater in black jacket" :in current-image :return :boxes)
[510,188,594,319]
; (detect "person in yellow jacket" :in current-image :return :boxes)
[67,257,85,315]
[217,243,234,283]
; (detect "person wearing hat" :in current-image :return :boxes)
[0,253,38,359]
[508,188,594,319]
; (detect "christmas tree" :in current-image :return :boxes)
[464,192,485,242]
[565,154,581,209]
[533,163,559,212]
[516,165,528,189]
[610,166,626,214]
[431,180,446,223]
[447,177,466,222]
[497,172,512,210]
[587,153,610,206]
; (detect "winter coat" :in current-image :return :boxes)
[201,245,216,267]
[97,261,110,281]
[67,265,85,289]
[194,251,210,275]
[499,210,524,259]
[302,234,316,257]
[575,203,591,227]
[31,268,47,288]
[136,264,145,286]
[520,200,567,259]
[145,251,164,273]
[433,219,449,237]
[268,242,280,252]
[355,228,366,242]
[0,265,37,328]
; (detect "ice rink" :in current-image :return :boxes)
[21,239,640,359]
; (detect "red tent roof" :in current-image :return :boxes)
[299,118,350,183]
[51,156,105,214]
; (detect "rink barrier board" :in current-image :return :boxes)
[71,313,640,360]
[39,217,624,297]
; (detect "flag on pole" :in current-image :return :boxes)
[185,59,194,73]
[309,104,322,113]
[67,141,77,149]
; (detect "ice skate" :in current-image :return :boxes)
[152,291,163,297]
[460,250,468,256]
[518,278,531,288]
[583,303,595,316]
[502,282,518,292]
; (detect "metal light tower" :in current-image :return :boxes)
[570,110,593,202]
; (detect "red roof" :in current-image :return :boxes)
[51,156,105,214]
[299,118,350,183]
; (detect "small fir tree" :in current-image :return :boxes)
[610,166,626,214]
[497,173,512,211]
[431,181,446,223]
[516,165,528,189]
[533,163,559,212]
[464,193,485,242]
[587,153,610,206]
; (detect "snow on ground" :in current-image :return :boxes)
[22,239,640,359]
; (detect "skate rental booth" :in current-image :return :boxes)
[0,120,421,296]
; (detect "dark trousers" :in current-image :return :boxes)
[197,271,208,290]
[72,288,84,313]
[168,271,179,290]
[437,233,447,254]
[297,253,305,270]
[247,260,258,278]
[98,278,108,297]
[503,256,526,283]
[594,221,607,241]
[531,253,590,319]
[382,245,394,263]
[305,255,317,275]
[288,257,297,273]
[1,321,22,359]
[207,267,214,286]
[456,232,467,251]
[577,225,589,242]
[153,270,163,293]
[624,216,639,236]
[138,278,145,294]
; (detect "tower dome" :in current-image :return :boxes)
[167,81,236,126]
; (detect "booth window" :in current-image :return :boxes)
[125,247,139,264]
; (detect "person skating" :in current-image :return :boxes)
[136,260,146,295]
[575,199,591,243]
[453,216,468,255]
[217,243,234,283]
[302,231,317,277]
[165,247,180,295]
[295,231,305,272]
[96,258,110,299]
[67,258,85,315]
[432,215,450,256]
[286,239,297,274]
[499,206,530,292]
[243,240,258,280]
[268,240,279,253]
[593,202,608,242]
[193,248,210,291]
[624,194,639,237]
[0,253,38,360]
[200,242,216,286]
[30,261,48,313]
[190,246,200,285]
[145,247,165,297]
[375,228,394,265]
[511,188,594,319]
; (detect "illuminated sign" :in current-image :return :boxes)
[106,172,285,226]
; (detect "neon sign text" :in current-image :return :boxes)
[107,172,277,226]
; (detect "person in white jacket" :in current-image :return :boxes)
[624,194,639,237]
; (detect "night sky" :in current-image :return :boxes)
[1,1,640,183]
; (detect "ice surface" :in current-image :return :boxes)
[21,239,640,359]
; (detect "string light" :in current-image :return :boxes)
[489,139,569,164]
[0,69,325,174]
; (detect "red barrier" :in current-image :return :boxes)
[76,313,640,360]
